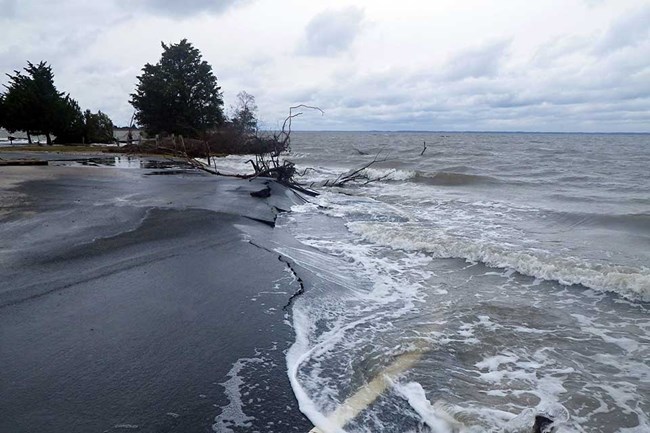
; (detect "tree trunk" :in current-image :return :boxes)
[46,133,52,146]
[27,132,33,144]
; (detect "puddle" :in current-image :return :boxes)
[52,156,193,171]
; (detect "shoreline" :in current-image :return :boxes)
[0,154,313,432]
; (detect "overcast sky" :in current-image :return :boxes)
[1,0,648,132]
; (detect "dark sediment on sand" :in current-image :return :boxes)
[0,156,312,433]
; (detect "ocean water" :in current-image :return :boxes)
[212,132,649,433]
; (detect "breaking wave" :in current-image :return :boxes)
[413,171,501,186]
[347,221,650,301]
[359,168,501,186]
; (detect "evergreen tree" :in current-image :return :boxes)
[130,39,224,137]
[3,64,38,141]
[2,61,84,144]
[52,96,84,144]
[83,110,114,143]
[0,94,5,130]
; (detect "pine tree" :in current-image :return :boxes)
[52,96,84,144]
[1,61,84,144]
[130,39,224,137]
[83,110,114,143]
[0,94,5,130]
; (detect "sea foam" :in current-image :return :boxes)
[347,221,650,301]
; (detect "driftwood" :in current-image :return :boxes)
[313,137,432,188]
[170,105,322,197]
[234,104,322,195]
[322,150,392,187]
[119,105,322,198]
[248,104,323,183]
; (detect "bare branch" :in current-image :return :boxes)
[296,167,316,177]
[322,149,391,187]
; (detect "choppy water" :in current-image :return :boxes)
[213,132,650,433]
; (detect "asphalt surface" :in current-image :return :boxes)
[0,159,312,433]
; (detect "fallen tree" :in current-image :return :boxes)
[320,150,392,187]
[116,104,395,196]
[245,105,323,184]
[120,105,323,197]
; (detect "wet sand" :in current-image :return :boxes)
[0,156,312,432]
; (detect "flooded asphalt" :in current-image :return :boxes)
[0,156,312,433]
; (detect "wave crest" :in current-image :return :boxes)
[357,168,500,186]
[347,222,650,301]
[414,171,500,186]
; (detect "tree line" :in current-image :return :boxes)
[0,39,259,147]
[0,62,113,145]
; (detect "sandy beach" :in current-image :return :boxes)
[0,153,312,433]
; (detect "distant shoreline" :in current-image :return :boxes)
[288,129,650,135]
[1,128,649,143]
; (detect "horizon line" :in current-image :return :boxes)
[277,129,650,135]
[98,127,650,135]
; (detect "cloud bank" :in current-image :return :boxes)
[0,0,648,132]
[124,0,251,17]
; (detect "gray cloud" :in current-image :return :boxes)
[594,5,650,54]
[0,0,17,19]
[1,0,647,132]
[286,31,649,132]
[443,40,510,80]
[0,27,103,80]
[124,0,250,17]
[531,35,591,67]
[299,7,364,56]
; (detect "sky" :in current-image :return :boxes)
[1,0,648,132]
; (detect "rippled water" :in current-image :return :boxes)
[213,132,650,433]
